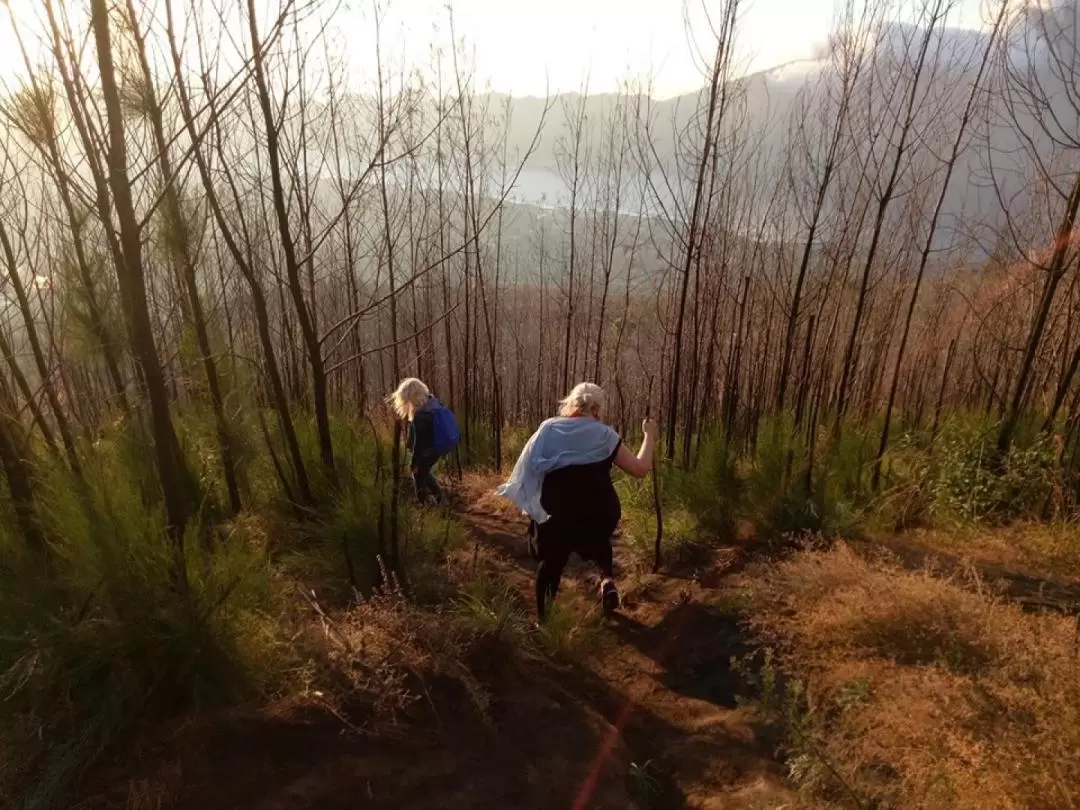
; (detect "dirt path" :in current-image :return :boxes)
[90,481,794,810]
[459,477,795,809]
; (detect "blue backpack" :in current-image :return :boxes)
[427,398,461,455]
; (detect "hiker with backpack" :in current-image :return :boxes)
[496,382,657,621]
[390,378,460,505]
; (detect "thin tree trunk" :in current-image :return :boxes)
[90,0,193,543]
[873,3,1003,488]
[126,0,240,512]
[247,0,334,471]
[999,172,1080,454]
[165,0,312,504]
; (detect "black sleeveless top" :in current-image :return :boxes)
[538,443,621,540]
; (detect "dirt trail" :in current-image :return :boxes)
[91,480,793,810]
[459,477,795,809]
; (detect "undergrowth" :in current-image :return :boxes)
[613,411,1076,572]
[3,405,1076,808]
[0,410,460,809]
[737,542,1080,809]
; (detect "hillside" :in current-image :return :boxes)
[3,1,1080,809]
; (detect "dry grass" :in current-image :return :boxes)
[895,521,1080,583]
[459,471,524,521]
[739,542,1080,810]
[302,551,608,732]
[66,553,627,810]
[302,563,513,730]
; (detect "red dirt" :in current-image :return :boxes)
[80,475,793,809]
[456,475,795,809]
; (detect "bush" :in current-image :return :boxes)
[673,413,1073,542]
[618,490,703,569]
[922,417,1061,523]
[276,414,464,600]
[744,416,868,539]
[670,432,741,538]
[0,431,282,809]
[0,410,460,808]
[500,423,532,470]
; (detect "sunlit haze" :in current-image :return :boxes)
[0,0,995,98]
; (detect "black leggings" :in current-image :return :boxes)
[411,454,443,503]
[534,526,614,621]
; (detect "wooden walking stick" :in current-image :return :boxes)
[647,376,663,574]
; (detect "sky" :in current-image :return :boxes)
[0,0,996,99]
[337,0,994,97]
[343,0,842,97]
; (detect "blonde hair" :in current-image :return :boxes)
[390,377,430,419]
[558,382,605,417]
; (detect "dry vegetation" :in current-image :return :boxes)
[889,521,1080,582]
[738,542,1080,809]
[2,0,1080,805]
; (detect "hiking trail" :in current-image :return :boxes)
[98,475,794,810]
[456,473,795,809]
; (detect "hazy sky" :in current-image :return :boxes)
[0,0,993,99]
[352,0,845,97]
[339,0,993,97]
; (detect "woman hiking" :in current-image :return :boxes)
[497,382,657,621]
[390,378,460,505]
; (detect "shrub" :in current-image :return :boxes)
[0,410,456,808]
[0,435,282,810]
[923,418,1061,522]
[278,414,464,600]
[618,493,704,570]
[744,417,868,539]
[670,432,741,539]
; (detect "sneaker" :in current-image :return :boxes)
[600,579,620,613]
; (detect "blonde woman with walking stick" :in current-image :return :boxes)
[496,383,657,621]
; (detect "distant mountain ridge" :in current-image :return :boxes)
[462,14,1070,258]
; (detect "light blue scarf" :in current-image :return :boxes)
[495,416,621,523]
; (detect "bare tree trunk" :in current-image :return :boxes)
[247,0,334,471]
[126,0,240,512]
[999,173,1080,454]
[930,337,958,448]
[0,375,47,559]
[873,1,1004,489]
[0,222,79,475]
[90,0,193,544]
[835,4,944,432]
[557,91,590,395]
[665,0,739,459]
[165,0,312,504]
[5,13,130,414]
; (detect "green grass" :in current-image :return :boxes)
[454,571,531,648]
[1,449,281,809]
[614,411,1075,566]
[536,598,607,663]
[0,409,463,808]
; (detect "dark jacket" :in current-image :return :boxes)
[409,405,437,467]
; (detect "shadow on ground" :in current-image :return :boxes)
[607,603,752,710]
[85,658,644,810]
